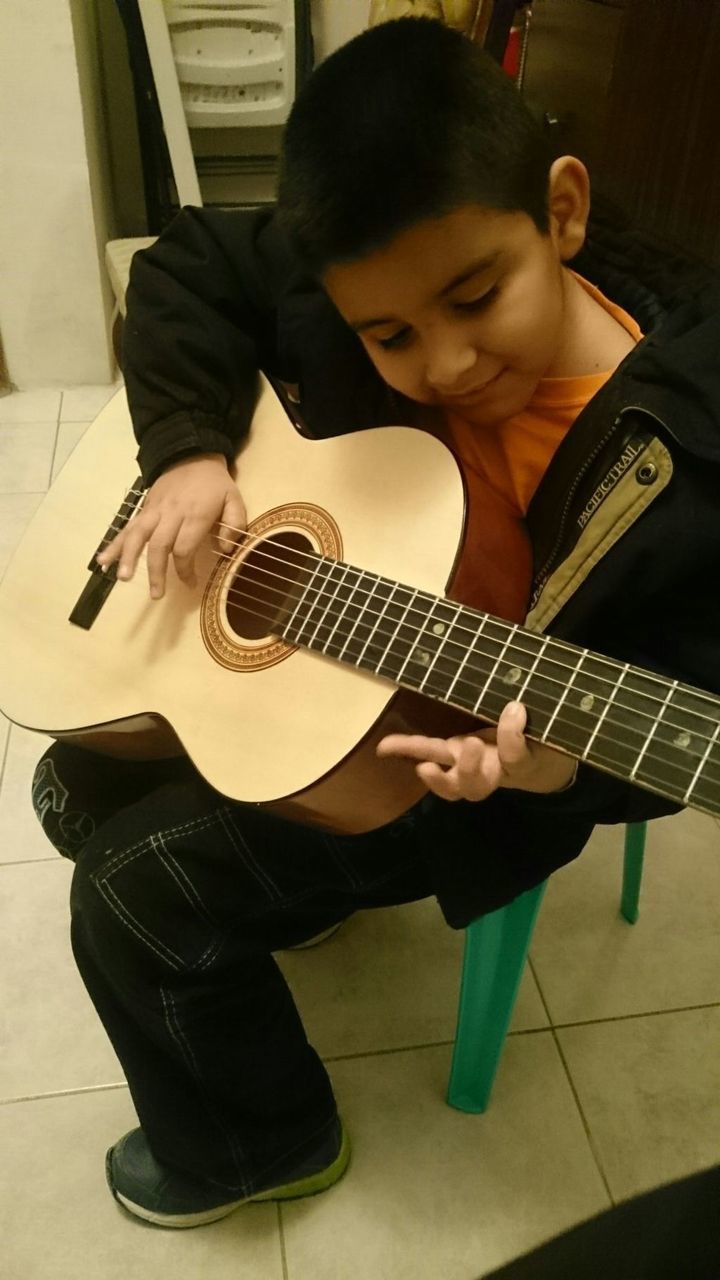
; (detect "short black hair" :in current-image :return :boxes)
[277,18,552,275]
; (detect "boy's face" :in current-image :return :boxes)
[323,204,571,429]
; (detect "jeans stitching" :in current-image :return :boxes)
[160,985,249,1192]
[154,834,220,928]
[218,808,283,902]
[92,867,185,970]
[100,812,226,875]
[92,815,228,971]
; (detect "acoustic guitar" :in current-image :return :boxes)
[0,378,718,832]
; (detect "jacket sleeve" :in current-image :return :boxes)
[121,205,298,485]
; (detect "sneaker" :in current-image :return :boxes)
[106,1118,350,1229]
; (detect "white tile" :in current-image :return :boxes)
[1,1090,283,1280]
[0,491,44,578]
[282,1037,609,1280]
[0,723,59,865]
[52,420,91,481]
[0,859,124,1099]
[0,388,62,423]
[60,383,121,423]
[559,1007,720,1201]
[531,809,720,1023]
[277,898,547,1062]
[0,420,56,493]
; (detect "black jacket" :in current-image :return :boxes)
[121,206,720,927]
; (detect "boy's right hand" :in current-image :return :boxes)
[96,453,247,599]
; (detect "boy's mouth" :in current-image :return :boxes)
[439,369,503,402]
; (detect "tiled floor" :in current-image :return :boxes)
[1,385,719,1279]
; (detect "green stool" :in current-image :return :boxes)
[447,821,648,1113]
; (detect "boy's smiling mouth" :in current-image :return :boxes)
[436,369,504,402]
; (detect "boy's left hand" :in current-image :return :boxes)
[376,701,576,802]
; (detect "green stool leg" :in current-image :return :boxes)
[620,820,648,924]
[447,881,547,1113]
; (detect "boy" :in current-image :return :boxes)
[34,19,720,1227]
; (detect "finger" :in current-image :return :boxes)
[415,760,462,802]
[96,526,126,569]
[171,514,215,585]
[495,701,530,772]
[217,490,248,555]
[146,514,183,599]
[376,734,456,767]
[103,511,161,581]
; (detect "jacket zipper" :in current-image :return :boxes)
[533,403,670,593]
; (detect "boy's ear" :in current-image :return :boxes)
[547,156,590,261]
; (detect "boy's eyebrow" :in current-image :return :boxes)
[349,253,501,332]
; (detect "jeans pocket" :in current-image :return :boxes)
[90,816,228,973]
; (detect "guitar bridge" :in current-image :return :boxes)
[69,477,145,629]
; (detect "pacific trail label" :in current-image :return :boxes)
[577,441,647,529]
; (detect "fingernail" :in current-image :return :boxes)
[118,566,130,580]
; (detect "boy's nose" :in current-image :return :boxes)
[425,341,478,393]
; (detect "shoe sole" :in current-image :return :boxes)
[109,1124,351,1229]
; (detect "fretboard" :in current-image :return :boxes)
[271,550,720,818]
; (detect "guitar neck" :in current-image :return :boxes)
[270,548,720,819]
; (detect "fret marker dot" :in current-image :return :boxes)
[580,694,595,712]
[416,650,430,666]
[674,731,692,750]
[503,666,522,685]
[432,622,446,636]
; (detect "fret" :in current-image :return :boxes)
[350,575,397,668]
[391,595,466,691]
[319,563,366,656]
[372,585,422,681]
[539,647,588,745]
[629,678,677,784]
[634,682,720,799]
[474,625,554,726]
[334,571,394,666]
[581,667,702,802]
[530,649,624,760]
[581,661,628,761]
[417,600,465,695]
[443,612,489,707]
[281,554,326,643]
[286,558,339,648]
[683,701,720,805]
[304,560,356,651]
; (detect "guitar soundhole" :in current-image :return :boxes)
[200,500,342,673]
[225,530,314,641]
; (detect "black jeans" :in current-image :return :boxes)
[32,742,436,1196]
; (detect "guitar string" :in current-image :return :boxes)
[194,568,720,804]
[198,539,720,791]
[96,521,720,798]
[204,530,720,744]
[100,504,720,760]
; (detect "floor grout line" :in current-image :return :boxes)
[0,718,11,795]
[550,1000,720,1029]
[47,392,63,485]
[0,1081,128,1106]
[277,1204,290,1280]
[0,856,64,869]
[530,957,615,1208]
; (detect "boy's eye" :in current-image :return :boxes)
[454,285,499,313]
[376,327,412,351]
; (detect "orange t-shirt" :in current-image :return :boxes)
[440,276,642,621]
[444,274,643,518]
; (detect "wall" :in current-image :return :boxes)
[0,0,115,388]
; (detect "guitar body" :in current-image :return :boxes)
[0,379,531,832]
